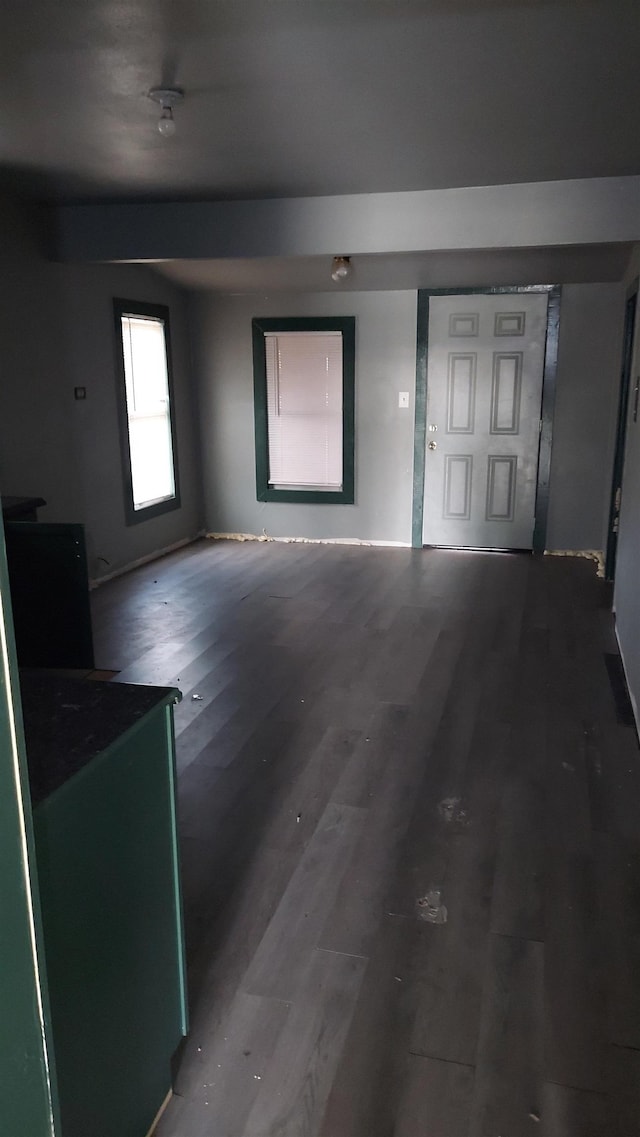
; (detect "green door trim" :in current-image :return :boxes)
[605,277,639,581]
[411,285,562,553]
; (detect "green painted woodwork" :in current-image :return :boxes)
[605,278,638,581]
[33,700,187,1137]
[412,285,561,553]
[411,291,430,548]
[252,316,356,504]
[532,288,561,554]
[4,521,94,668]
[0,525,58,1137]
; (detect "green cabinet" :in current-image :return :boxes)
[0,524,58,1137]
[21,675,187,1137]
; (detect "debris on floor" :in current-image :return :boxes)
[543,548,605,577]
[438,796,468,826]
[416,889,448,924]
[191,693,204,701]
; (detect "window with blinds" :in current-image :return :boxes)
[114,300,180,524]
[265,331,343,491]
[252,316,355,505]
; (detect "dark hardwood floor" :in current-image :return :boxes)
[90,540,640,1137]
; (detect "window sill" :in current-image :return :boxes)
[125,494,181,526]
[257,488,354,505]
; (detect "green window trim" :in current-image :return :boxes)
[113,298,181,527]
[252,316,356,505]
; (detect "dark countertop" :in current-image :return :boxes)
[20,673,180,806]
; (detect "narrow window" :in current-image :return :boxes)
[114,300,180,524]
[252,317,355,504]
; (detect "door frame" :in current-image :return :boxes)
[411,285,562,552]
[604,277,638,581]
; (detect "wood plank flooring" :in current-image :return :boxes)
[90,540,640,1137]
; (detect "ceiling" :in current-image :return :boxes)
[2,0,640,206]
[2,0,639,291]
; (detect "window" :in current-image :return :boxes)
[252,316,355,504]
[113,299,180,524]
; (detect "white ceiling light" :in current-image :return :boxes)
[331,256,352,283]
[148,87,184,137]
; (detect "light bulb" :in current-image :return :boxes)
[331,256,351,282]
[157,106,176,137]
[149,88,183,135]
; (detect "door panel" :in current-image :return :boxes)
[423,293,548,549]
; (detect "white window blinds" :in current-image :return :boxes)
[121,314,176,510]
[265,331,343,490]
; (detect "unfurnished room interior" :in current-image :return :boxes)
[2,2,640,1135]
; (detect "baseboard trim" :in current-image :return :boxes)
[205,531,410,548]
[614,623,640,744]
[90,533,205,588]
[145,1088,173,1137]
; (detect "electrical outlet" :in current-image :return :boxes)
[398,391,410,408]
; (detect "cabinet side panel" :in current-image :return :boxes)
[0,525,58,1136]
[34,706,185,1137]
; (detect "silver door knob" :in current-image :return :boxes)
[428,440,437,450]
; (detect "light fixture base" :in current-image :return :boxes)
[148,87,184,110]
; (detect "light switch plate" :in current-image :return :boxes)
[398,391,410,408]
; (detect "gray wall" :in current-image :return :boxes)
[546,282,624,551]
[195,283,624,551]
[1,197,84,523]
[614,245,640,723]
[193,290,417,543]
[0,197,626,566]
[0,196,202,580]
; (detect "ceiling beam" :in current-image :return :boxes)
[53,177,640,264]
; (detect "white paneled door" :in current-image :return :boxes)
[422,293,549,549]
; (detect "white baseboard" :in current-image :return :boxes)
[89,533,204,588]
[205,531,410,548]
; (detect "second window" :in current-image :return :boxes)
[252,316,355,504]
